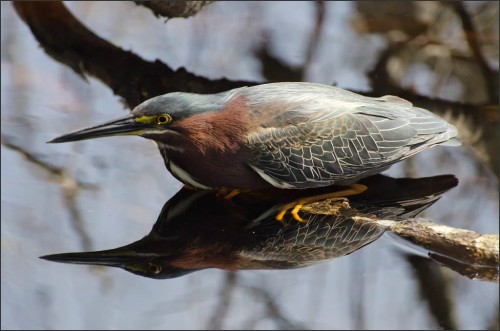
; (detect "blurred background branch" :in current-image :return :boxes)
[405,255,458,330]
[446,1,498,103]
[134,1,212,19]
[207,272,237,330]
[13,1,256,110]
[1,135,98,252]
[243,284,308,329]
[354,1,499,178]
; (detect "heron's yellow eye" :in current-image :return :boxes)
[148,262,162,275]
[156,114,171,125]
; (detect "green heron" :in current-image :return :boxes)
[40,174,459,279]
[50,82,459,191]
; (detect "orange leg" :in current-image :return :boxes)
[217,188,249,200]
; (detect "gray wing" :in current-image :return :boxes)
[245,89,457,189]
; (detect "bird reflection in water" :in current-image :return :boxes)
[41,174,458,279]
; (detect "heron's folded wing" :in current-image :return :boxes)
[249,114,403,187]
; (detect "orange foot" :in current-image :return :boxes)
[275,183,367,223]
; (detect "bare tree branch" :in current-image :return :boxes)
[352,216,499,283]
[134,1,212,19]
[1,136,97,251]
[488,304,499,330]
[255,0,325,82]
[366,42,499,178]
[303,0,325,77]
[406,255,458,330]
[446,1,499,103]
[244,284,308,330]
[13,1,256,110]
[254,34,303,82]
[207,272,237,330]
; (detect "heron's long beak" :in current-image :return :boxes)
[48,116,144,143]
[40,248,150,268]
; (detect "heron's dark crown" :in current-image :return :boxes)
[132,88,244,120]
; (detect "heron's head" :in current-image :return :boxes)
[40,245,198,279]
[48,91,237,144]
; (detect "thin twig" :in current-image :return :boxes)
[303,0,325,79]
[447,1,498,103]
[244,284,308,330]
[207,272,238,330]
[2,136,97,251]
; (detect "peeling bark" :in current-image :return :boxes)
[135,1,212,19]
[352,216,499,283]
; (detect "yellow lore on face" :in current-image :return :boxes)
[135,114,172,126]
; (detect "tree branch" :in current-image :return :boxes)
[352,216,499,283]
[207,272,237,330]
[243,284,307,330]
[366,42,499,178]
[302,0,325,78]
[446,1,499,103]
[1,136,98,251]
[405,255,458,330]
[134,1,212,19]
[13,1,256,109]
